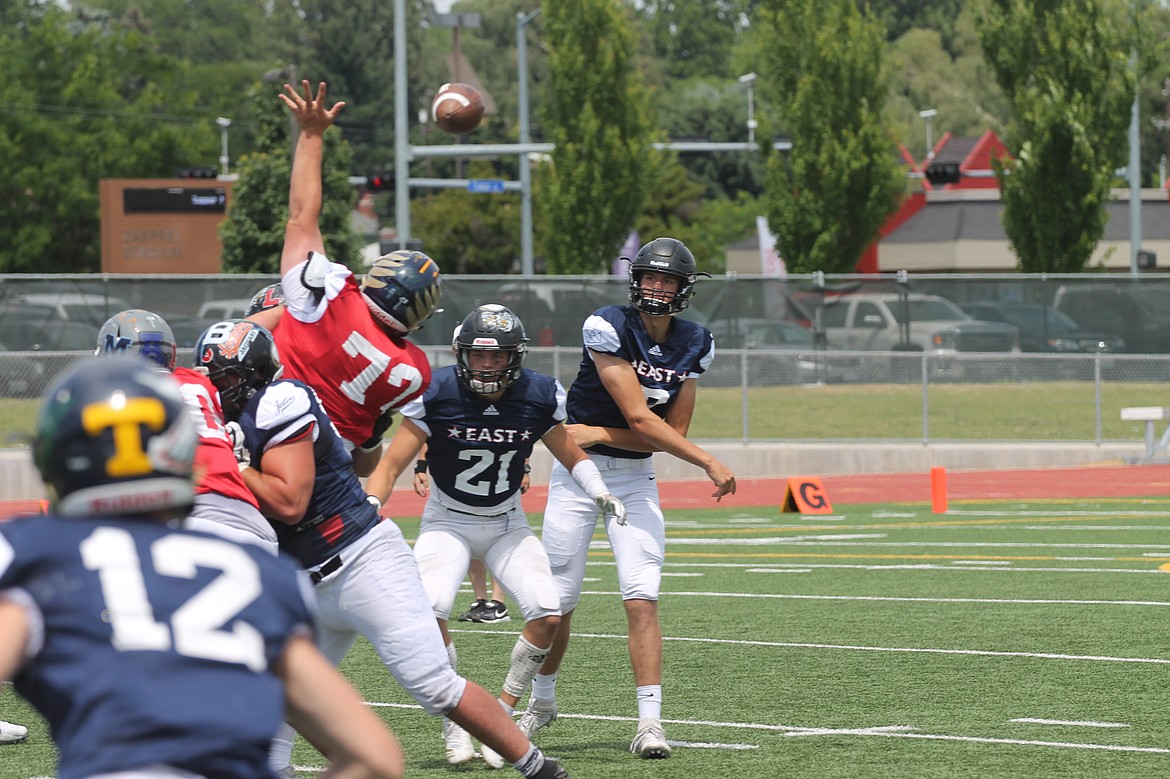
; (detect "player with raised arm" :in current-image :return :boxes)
[247,81,440,477]
[96,309,277,553]
[365,304,623,768]
[195,319,573,779]
[517,237,737,759]
[0,356,403,779]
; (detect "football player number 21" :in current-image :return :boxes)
[339,331,424,408]
[80,527,268,671]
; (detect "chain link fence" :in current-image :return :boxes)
[1,273,1167,449]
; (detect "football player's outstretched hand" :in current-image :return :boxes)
[595,493,627,526]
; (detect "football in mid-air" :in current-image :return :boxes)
[431,82,484,136]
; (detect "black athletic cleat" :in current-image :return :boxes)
[456,599,488,622]
[531,757,571,779]
[465,599,510,623]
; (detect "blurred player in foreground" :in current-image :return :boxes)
[0,357,403,779]
[96,309,278,553]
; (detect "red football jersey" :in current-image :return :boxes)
[173,366,260,508]
[274,274,431,445]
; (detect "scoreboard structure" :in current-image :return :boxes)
[99,178,235,274]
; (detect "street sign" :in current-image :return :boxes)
[467,178,506,194]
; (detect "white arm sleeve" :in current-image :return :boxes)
[570,459,609,502]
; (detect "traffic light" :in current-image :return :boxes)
[924,162,961,186]
[367,171,392,192]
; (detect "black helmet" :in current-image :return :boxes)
[360,250,443,334]
[245,283,285,316]
[194,319,283,419]
[95,309,178,371]
[627,237,709,316]
[33,356,197,518]
[453,304,528,395]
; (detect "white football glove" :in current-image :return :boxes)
[225,421,250,466]
[595,492,627,526]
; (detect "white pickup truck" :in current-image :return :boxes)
[820,292,1019,354]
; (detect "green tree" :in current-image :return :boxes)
[220,86,360,273]
[757,0,906,274]
[637,0,749,81]
[977,0,1134,272]
[539,0,656,274]
[0,5,210,273]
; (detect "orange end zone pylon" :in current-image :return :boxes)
[780,477,833,514]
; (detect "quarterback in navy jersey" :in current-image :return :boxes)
[520,237,737,760]
[366,304,623,768]
[0,356,403,779]
[196,318,574,779]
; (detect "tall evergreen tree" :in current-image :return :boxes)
[758,0,906,274]
[539,0,656,274]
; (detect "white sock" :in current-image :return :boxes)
[531,671,557,701]
[636,684,663,721]
[446,641,458,671]
[268,722,296,770]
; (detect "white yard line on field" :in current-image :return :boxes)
[1010,718,1129,728]
[453,627,1170,665]
[578,588,1170,607]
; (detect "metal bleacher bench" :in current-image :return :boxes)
[1120,406,1170,459]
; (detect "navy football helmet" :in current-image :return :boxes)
[33,356,197,518]
[360,250,442,335]
[95,309,177,371]
[627,237,710,316]
[245,283,286,316]
[453,304,529,395]
[194,319,283,420]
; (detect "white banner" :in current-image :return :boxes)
[756,215,787,278]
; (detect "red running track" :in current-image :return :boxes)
[5,464,1170,518]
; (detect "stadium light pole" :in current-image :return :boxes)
[394,0,411,249]
[518,7,542,276]
[738,72,757,147]
[262,65,299,159]
[918,108,937,161]
[216,117,231,177]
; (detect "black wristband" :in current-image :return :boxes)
[523,463,531,474]
[414,459,428,474]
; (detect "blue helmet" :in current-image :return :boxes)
[194,319,284,420]
[95,309,178,371]
[359,250,443,334]
[33,356,197,518]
